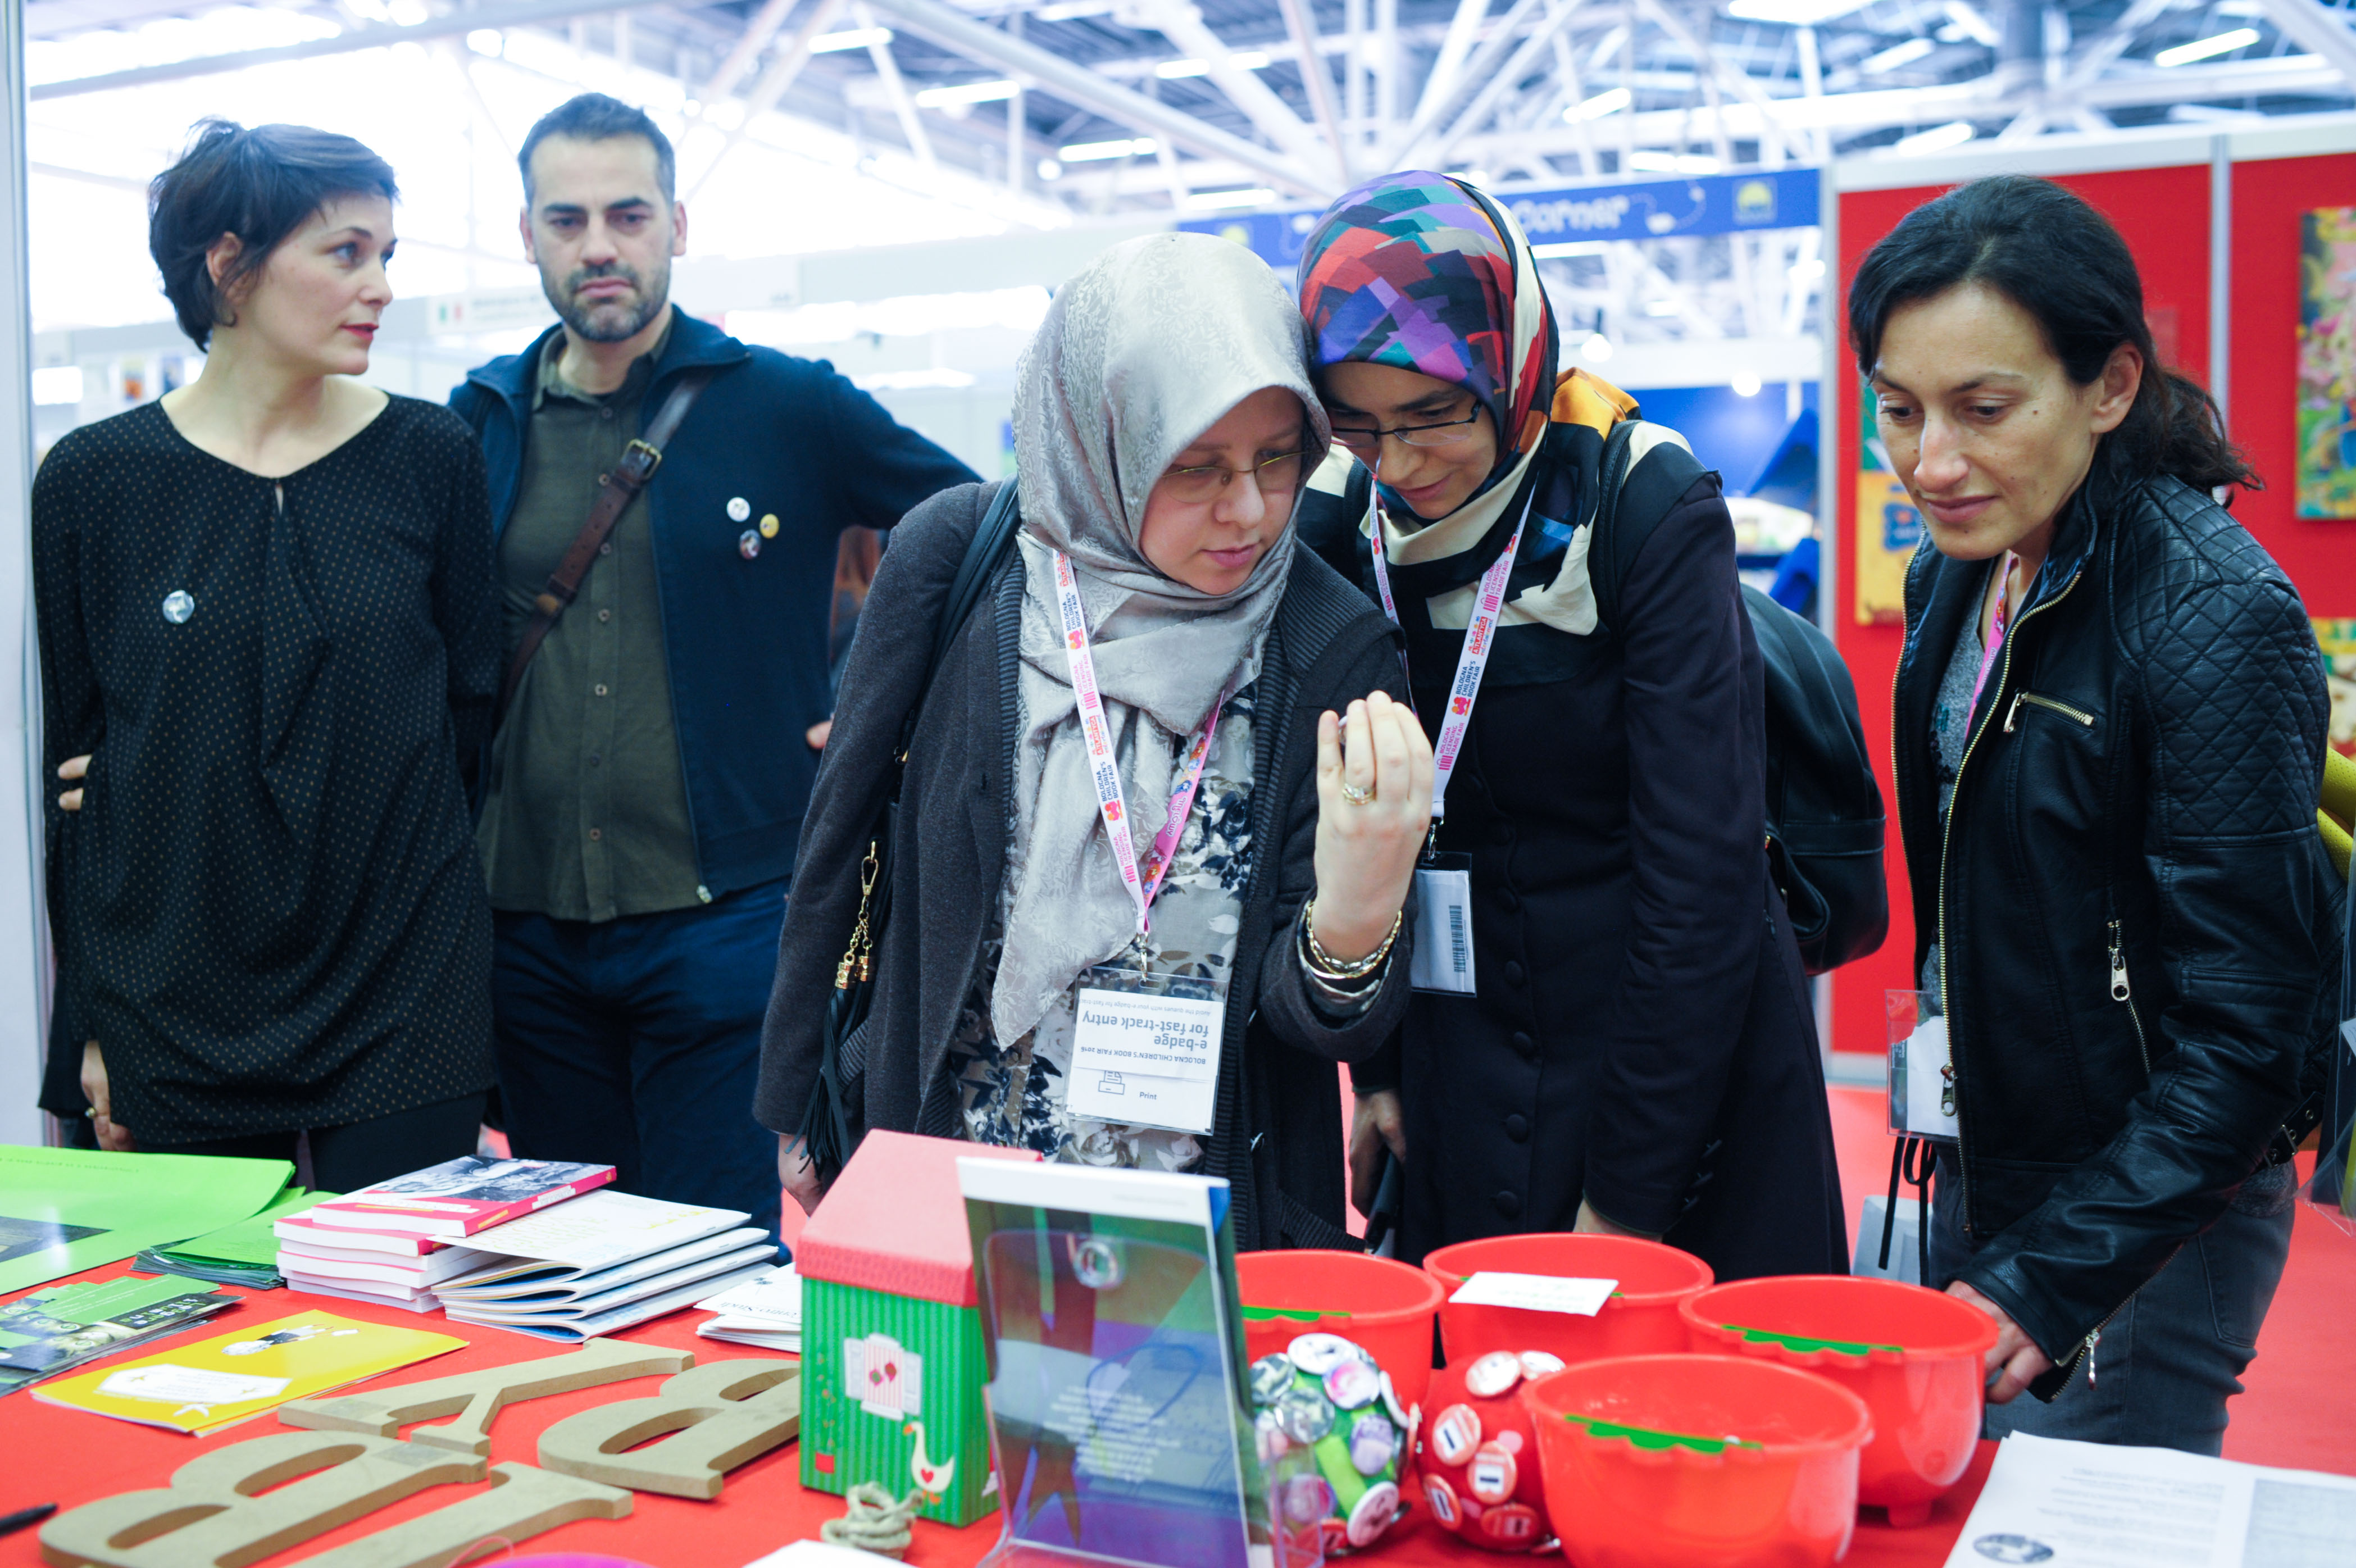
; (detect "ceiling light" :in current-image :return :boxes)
[1567,87,1632,121]
[2167,103,2265,124]
[1643,299,1680,316]
[1035,0,1113,17]
[854,368,976,390]
[1185,187,1278,210]
[1156,51,1271,78]
[31,366,84,406]
[1626,151,1721,174]
[1580,332,1614,363]
[1531,241,1608,258]
[1062,137,1157,161]
[465,28,502,56]
[1732,370,1763,397]
[2155,27,2259,66]
[1893,120,1976,154]
[1036,157,1065,180]
[913,79,1019,107]
[1725,0,1871,25]
[812,26,893,51]
[1789,257,1826,281]
[1940,0,2002,46]
[1862,37,1936,73]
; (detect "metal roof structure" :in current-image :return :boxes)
[24,0,2356,216]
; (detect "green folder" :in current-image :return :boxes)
[0,1146,295,1296]
[135,1188,335,1289]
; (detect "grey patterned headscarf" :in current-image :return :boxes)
[993,231,1333,1049]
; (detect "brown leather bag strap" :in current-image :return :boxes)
[494,366,715,731]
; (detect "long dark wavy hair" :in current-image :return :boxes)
[1847,175,2257,494]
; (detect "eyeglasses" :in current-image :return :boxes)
[1156,449,1308,506]
[1328,407,1484,455]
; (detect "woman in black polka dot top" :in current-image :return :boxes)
[30,120,499,1190]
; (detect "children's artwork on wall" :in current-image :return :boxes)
[2298,207,2356,519]
[2316,619,2356,760]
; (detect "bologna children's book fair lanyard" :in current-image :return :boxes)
[1050,548,1232,937]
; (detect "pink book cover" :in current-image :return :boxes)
[795,1132,1042,1306]
[296,1157,616,1238]
[275,1214,445,1256]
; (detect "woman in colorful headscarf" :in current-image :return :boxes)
[757,233,1432,1248]
[1296,172,1846,1279]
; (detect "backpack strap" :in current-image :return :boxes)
[897,479,1022,755]
[1587,422,1709,637]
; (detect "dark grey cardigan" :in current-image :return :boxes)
[754,480,1412,1250]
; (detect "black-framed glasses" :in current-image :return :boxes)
[1157,448,1308,505]
[1328,407,1484,453]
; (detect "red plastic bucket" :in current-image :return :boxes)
[1423,1233,1713,1366]
[1236,1248,1445,1410]
[1680,1274,1997,1526]
[1526,1354,1873,1568]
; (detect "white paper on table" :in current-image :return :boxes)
[1944,1433,2356,1567]
[1447,1271,1618,1316]
[695,1262,802,1325]
[454,1189,749,1272]
[741,1540,897,1568]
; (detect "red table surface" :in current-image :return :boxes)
[0,1268,1992,1568]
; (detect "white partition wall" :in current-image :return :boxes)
[1,0,51,1147]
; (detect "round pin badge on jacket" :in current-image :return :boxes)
[161,590,194,624]
[727,496,751,522]
[739,530,761,560]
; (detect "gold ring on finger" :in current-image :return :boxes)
[1340,781,1375,806]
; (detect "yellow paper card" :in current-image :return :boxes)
[32,1310,463,1434]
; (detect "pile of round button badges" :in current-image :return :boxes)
[1249,1330,1417,1552]
[1416,1349,1566,1552]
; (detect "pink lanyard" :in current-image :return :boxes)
[1050,548,1229,935]
[1363,490,1533,822]
[1970,551,2017,709]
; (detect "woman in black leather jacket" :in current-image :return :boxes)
[1854,176,2336,1453]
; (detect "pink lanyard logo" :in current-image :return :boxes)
[1364,490,1533,821]
[1970,551,2018,710]
[1050,549,1230,934]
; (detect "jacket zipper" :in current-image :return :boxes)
[1935,565,2084,1237]
[2107,916,2150,1073]
[2049,1241,2180,1394]
[2004,690,2095,733]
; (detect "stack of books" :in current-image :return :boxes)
[434,1190,775,1341]
[274,1156,615,1312]
[694,1264,802,1351]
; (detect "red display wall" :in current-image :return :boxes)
[1829,165,2216,1055]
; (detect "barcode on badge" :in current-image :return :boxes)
[1449,905,1468,974]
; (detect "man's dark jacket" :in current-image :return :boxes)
[1895,466,2337,1394]
[449,311,977,897]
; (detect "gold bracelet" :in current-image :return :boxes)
[1301,898,1401,980]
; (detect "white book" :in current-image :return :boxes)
[438,1228,772,1306]
[693,1264,802,1329]
[697,1319,801,1353]
[443,1189,749,1276]
[447,1241,776,1325]
[283,1274,441,1313]
[275,1243,497,1287]
[448,1260,775,1343]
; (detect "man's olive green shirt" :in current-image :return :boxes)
[476,317,707,922]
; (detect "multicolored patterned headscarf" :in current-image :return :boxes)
[1297,171,1558,488]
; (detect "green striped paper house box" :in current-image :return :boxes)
[796,1131,1043,1526]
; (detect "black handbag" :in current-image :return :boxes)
[799,480,1024,1177]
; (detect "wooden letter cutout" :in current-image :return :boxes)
[538,1358,801,1499]
[280,1339,695,1455]
[38,1431,482,1568]
[286,1462,631,1568]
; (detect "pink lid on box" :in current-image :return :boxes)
[795,1131,1043,1305]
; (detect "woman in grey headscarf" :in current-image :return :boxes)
[756,233,1430,1248]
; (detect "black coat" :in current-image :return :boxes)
[1894,470,2336,1392]
[1309,446,1847,1281]
[754,481,1413,1251]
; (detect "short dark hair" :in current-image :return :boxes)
[1848,175,2255,493]
[148,119,398,349]
[518,93,676,206]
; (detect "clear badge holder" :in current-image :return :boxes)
[970,1224,1322,1568]
[1066,967,1225,1137]
[1886,989,1959,1143]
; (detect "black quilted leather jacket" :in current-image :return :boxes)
[1893,466,2336,1390]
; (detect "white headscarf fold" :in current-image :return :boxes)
[993,231,1332,1048]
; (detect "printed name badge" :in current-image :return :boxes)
[1410,853,1476,996]
[1067,968,1224,1135]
